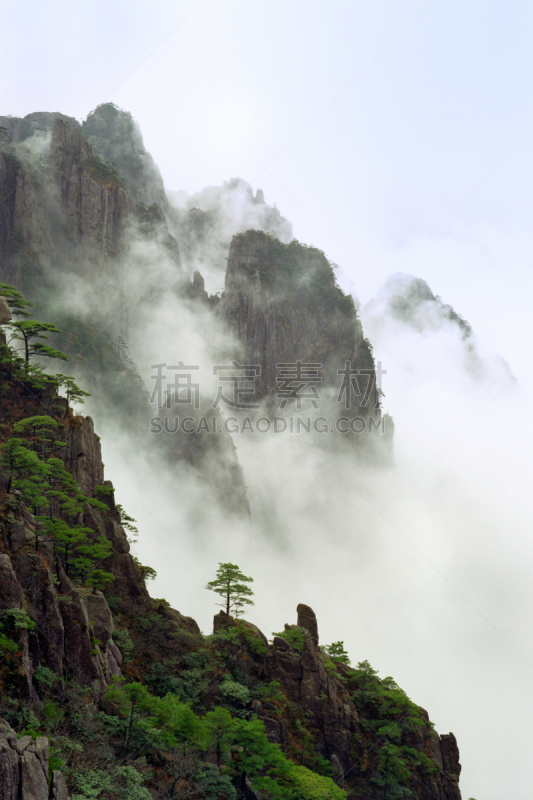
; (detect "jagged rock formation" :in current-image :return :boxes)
[0,351,463,798]
[0,104,469,798]
[0,115,182,332]
[0,133,55,289]
[364,272,514,385]
[49,119,130,278]
[220,231,372,399]
[0,113,251,511]
[209,606,462,800]
[81,103,167,208]
[0,455,141,704]
[1,104,166,209]
[0,111,80,142]
[167,178,292,289]
[153,396,251,515]
[1,105,392,515]
[0,358,147,693]
[220,230,390,452]
[0,718,70,800]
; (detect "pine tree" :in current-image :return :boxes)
[10,320,68,364]
[206,563,254,617]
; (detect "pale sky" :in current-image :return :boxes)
[4,1,533,368]
[3,3,533,798]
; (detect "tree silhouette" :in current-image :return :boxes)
[10,320,68,364]
[206,563,254,617]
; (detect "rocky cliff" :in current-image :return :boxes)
[0,114,182,333]
[167,178,293,290]
[81,103,167,209]
[220,231,390,453]
[0,718,69,800]
[0,337,462,798]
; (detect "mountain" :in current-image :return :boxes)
[0,108,392,500]
[0,106,468,798]
[0,343,462,799]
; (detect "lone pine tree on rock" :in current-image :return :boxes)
[0,282,68,366]
[206,562,254,617]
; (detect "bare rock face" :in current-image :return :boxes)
[55,561,106,696]
[440,732,461,777]
[220,231,374,396]
[103,639,123,682]
[297,603,318,645]
[0,553,24,611]
[49,771,70,800]
[440,733,462,800]
[156,398,251,517]
[219,231,386,453]
[18,736,49,800]
[50,118,129,275]
[0,718,70,800]
[81,103,167,208]
[10,551,65,676]
[64,416,104,498]
[0,720,19,800]
[84,591,126,684]
[85,590,115,644]
[0,148,55,287]
[266,635,303,699]
[0,296,11,324]
[0,112,80,142]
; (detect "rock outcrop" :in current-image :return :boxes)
[50,118,130,277]
[0,393,146,696]
[0,358,463,799]
[0,111,80,143]
[0,115,182,341]
[219,231,388,452]
[0,296,12,324]
[0,141,55,289]
[63,416,104,498]
[0,718,70,800]
[81,103,167,208]
[261,607,462,800]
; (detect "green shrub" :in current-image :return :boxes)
[71,766,150,800]
[272,627,304,653]
[196,764,236,799]
[112,627,134,663]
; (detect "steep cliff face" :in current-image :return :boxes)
[0,718,70,800]
[221,231,375,396]
[154,400,251,515]
[0,354,463,799]
[0,116,182,331]
[49,119,130,278]
[0,114,249,511]
[262,605,462,800]
[81,103,167,208]
[0,111,81,143]
[167,178,293,289]
[0,400,148,705]
[0,353,151,795]
[220,231,387,449]
[0,138,55,289]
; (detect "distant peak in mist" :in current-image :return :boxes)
[363,272,514,384]
[371,273,472,337]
